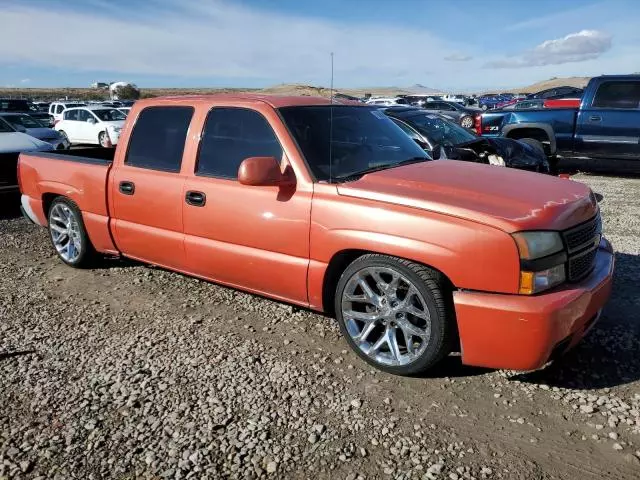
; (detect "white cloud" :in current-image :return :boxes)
[0,0,451,86]
[485,30,612,69]
[444,53,472,62]
[20,78,31,84]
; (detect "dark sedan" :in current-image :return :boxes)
[419,100,481,129]
[384,107,549,173]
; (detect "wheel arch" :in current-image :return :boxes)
[503,123,556,155]
[320,248,455,317]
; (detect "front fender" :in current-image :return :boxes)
[502,122,557,154]
[308,192,522,311]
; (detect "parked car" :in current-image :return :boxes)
[0,113,70,150]
[498,99,545,110]
[49,102,87,123]
[528,86,583,100]
[384,107,549,172]
[18,94,613,376]
[442,94,465,104]
[55,106,126,147]
[365,97,410,106]
[0,98,54,127]
[0,117,53,199]
[478,75,640,167]
[478,94,505,110]
[421,100,482,129]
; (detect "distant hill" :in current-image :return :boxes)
[491,76,592,94]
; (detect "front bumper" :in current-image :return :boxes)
[453,238,614,370]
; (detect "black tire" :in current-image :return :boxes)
[58,130,68,144]
[460,115,474,129]
[47,197,97,268]
[334,254,455,376]
[518,137,546,155]
[98,131,109,148]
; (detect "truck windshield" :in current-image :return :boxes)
[278,105,430,182]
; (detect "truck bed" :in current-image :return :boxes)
[18,147,118,254]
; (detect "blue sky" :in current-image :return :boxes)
[2,0,639,90]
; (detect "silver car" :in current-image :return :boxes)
[0,113,70,150]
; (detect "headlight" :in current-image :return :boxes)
[512,231,566,294]
[512,231,563,260]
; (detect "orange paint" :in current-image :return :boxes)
[18,94,614,371]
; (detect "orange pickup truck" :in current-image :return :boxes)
[18,95,614,376]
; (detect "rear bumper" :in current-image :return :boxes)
[453,238,614,370]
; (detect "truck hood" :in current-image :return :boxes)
[336,160,597,233]
[0,132,55,154]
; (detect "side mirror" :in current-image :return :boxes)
[238,156,294,187]
[412,137,428,150]
[430,144,443,160]
[87,117,96,124]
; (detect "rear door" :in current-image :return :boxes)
[182,105,312,305]
[574,79,640,159]
[110,106,194,270]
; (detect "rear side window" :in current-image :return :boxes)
[125,106,194,172]
[64,109,79,121]
[195,107,282,179]
[592,81,640,109]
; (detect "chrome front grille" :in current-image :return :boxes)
[562,214,600,282]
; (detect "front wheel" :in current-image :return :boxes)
[335,254,455,376]
[47,197,97,268]
[98,131,110,148]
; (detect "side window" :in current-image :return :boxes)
[77,110,90,122]
[125,106,194,172]
[592,81,640,109]
[64,109,79,121]
[195,107,283,179]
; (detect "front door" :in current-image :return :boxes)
[182,106,312,305]
[110,106,195,270]
[574,79,640,160]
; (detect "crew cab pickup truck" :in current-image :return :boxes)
[478,75,640,165]
[18,95,614,376]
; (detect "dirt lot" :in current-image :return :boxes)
[1,173,639,480]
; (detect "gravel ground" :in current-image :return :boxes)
[1,173,640,480]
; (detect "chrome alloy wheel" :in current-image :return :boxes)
[460,116,474,129]
[341,267,432,367]
[49,203,82,263]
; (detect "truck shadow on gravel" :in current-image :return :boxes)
[0,197,21,220]
[512,252,640,390]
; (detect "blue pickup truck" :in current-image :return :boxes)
[477,75,640,167]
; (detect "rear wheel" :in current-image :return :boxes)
[335,254,455,376]
[47,197,97,268]
[460,115,473,129]
[518,137,545,155]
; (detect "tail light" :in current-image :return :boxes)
[474,114,482,136]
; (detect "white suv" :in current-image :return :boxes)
[49,102,87,123]
[54,106,126,147]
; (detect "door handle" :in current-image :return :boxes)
[119,181,135,195]
[185,190,206,207]
[589,115,602,122]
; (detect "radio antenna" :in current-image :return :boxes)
[329,52,334,183]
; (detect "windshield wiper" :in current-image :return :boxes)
[332,157,429,182]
